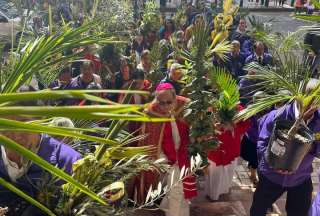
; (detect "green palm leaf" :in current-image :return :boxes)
[0,118,118,146]
[295,15,320,22]
[2,19,123,93]
[210,66,239,111]
[209,67,240,122]
[235,94,293,120]
[0,134,107,205]
[235,23,320,120]
[0,177,56,216]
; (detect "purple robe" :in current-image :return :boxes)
[246,115,260,144]
[257,103,320,187]
[0,134,81,206]
[68,76,89,90]
[241,39,253,58]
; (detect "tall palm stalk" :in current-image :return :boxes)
[172,20,232,158]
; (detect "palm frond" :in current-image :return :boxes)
[295,15,320,22]
[223,0,233,15]
[210,67,239,108]
[0,134,107,205]
[206,40,232,62]
[209,67,239,122]
[235,94,293,120]
[2,19,123,93]
[0,177,56,216]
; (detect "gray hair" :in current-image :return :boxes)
[231,40,240,46]
[306,78,320,93]
[170,63,183,74]
[50,117,74,128]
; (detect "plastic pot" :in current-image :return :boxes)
[265,120,314,172]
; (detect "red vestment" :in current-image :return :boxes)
[208,106,251,166]
[134,96,197,203]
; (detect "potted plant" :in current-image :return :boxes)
[236,26,320,171]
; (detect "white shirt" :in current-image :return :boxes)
[1,146,30,182]
[1,139,41,182]
[255,53,264,62]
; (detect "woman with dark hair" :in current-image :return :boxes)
[118,69,151,140]
[49,66,72,89]
[137,50,152,75]
[114,57,132,90]
[159,19,175,40]
[118,69,151,104]
[126,32,148,64]
[99,44,120,89]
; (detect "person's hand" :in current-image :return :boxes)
[0,207,8,216]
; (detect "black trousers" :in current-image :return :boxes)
[250,174,313,216]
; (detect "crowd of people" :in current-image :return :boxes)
[1,1,320,216]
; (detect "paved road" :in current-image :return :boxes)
[249,12,311,34]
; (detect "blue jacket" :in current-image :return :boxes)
[224,52,246,79]
[241,39,253,58]
[245,53,273,67]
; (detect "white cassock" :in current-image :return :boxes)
[204,158,238,201]
[160,120,190,216]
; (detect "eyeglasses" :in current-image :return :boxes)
[158,100,173,106]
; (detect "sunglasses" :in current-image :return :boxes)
[158,100,173,106]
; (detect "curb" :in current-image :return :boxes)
[160,7,295,14]
[246,7,295,12]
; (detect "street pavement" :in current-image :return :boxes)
[249,12,310,34]
[243,0,294,8]
[132,158,320,216]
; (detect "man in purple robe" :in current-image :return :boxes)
[0,115,81,215]
[65,60,102,105]
[250,100,320,216]
[68,60,102,90]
